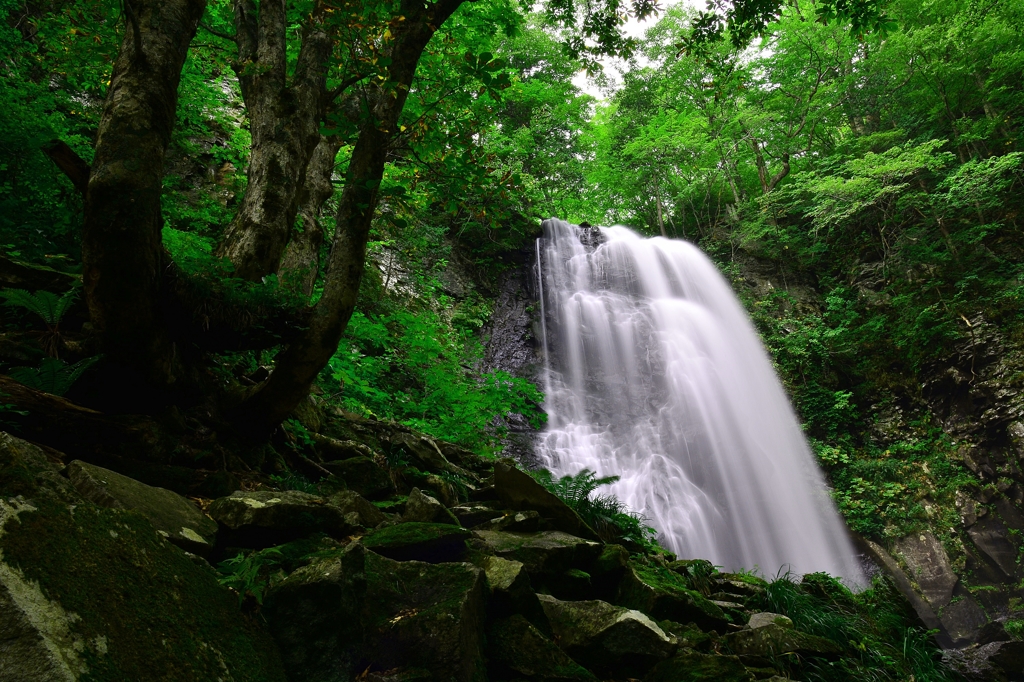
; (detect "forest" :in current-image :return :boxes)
[1,0,1024,678]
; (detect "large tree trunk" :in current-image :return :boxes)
[234,0,465,434]
[278,135,341,296]
[81,0,206,393]
[214,0,332,282]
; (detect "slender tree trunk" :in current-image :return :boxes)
[234,0,465,433]
[215,0,332,281]
[82,0,206,393]
[278,135,341,296]
[654,174,667,237]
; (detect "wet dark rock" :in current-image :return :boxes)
[944,640,1024,681]
[644,648,754,682]
[893,531,958,610]
[470,530,603,578]
[451,501,506,528]
[724,623,842,658]
[209,490,357,548]
[402,487,459,525]
[263,543,368,682]
[475,509,542,532]
[362,552,487,681]
[363,522,471,563]
[482,556,549,632]
[328,489,388,528]
[488,614,596,681]
[940,589,990,647]
[967,517,1021,578]
[66,460,216,555]
[616,562,730,633]
[537,593,675,678]
[322,456,394,499]
[492,461,600,541]
[547,568,594,601]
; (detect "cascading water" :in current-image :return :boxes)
[535,218,865,584]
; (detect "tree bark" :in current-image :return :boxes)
[214,0,333,281]
[81,0,206,393]
[234,0,465,434]
[278,134,341,296]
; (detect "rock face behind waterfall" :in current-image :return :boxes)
[0,425,976,681]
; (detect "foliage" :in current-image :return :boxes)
[8,356,100,396]
[1,285,80,357]
[531,467,659,547]
[216,547,283,606]
[752,571,957,681]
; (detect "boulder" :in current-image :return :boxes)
[470,530,603,577]
[723,623,841,659]
[362,552,487,681]
[547,568,594,601]
[616,562,730,632]
[328,489,388,528]
[263,543,367,682]
[312,434,376,461]
[403,488,459,525]
[65,460,216,555]
[390,432,453,473]
[208,490,356,548]
[482,556,548,632]
[944,640,1024,682]
[451,501,506,528]
[589,543,630,599]
[746,612,793,630]
[475,509,543,533]
[322,456,394,499]
[492,462,601,541]
[363,522,471,563]
[538,594,675,678]
[644,649,754,682]
[488,614,596,681]
[967,517,1021,578]
[0,432,79,504]
[0,496,284,681]
[893,531,958,610]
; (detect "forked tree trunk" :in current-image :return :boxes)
[82,0,206,392]
[214,0,333,282]
[278,135,341,296]
[235,0,465,433]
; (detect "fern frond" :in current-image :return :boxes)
[1,286,80,325]
[9,355,100,396]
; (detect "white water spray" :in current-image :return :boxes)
[535,219,864,583]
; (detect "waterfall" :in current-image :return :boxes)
[535,218,865,584]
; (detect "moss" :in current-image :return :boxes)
[0,498,284,681]
[363,522,471,562]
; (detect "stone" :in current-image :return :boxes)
[968,517,1020,578]
[616,562,730,632]
[263,543,367,682]
[390,432,453,473]
[208,490,356,548]
[363,552,487,681]
[488,615,596,681]
[979,620,1012,645]
[327,489,388,528]
[538,594,675,679]
[492,461,601,542]
[474,509,542,532]
[940,592,990,647]
[0,496,284,681]
[547,568,594,601]
[363,522,471,563]
[322,456,394,499]
[643,648,755,682]
[65,460,216,555]
[0,432,79,504]
[944,640,1024,682]
[470,530,603,577]
[451,501,506,528]
[312,434,376,461]
[893,531,958,610]
[482,556,548,632]
[746,612,793,630]
[723,623,841,659]
[403,487,459,525]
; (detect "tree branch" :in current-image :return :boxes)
[41,140,91,195]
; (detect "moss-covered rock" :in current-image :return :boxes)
[616,561,729,632]
[66,460,217,555]
[488,614,596,681]
[322,456,394,499]
[362,552,487,681]
[328,488,388,528]
[537,594,675,678]
[451,501,506,528]
[262,543,367,682]
[475,509,543,533]
[746,612,793,630]
[0,496,284,681]
[363,522,471,563]
[209,490,357,548]
[0,431,79,504]
[723,623,842,658]
[643,648,755,682]
[482,556,549,633]
[470,530,603,578]
[492,462,601,541]
[402,487,459,525]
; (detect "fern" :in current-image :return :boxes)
[1,286,79,326]
[9,356,100,396]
